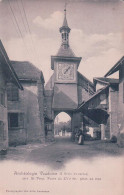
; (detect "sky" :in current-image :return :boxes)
[0,0,124,122]
[0,0,124,84]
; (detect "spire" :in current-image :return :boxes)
[59,5,71,49]
[57,5,75,57]
[63,5,68,27]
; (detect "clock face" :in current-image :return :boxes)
[57,63,75,81]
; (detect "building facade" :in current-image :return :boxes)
[105,56,124,146]
[7,61,45,146]
[78,56,124,142]
[0,40,23,153]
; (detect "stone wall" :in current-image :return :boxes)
[0,66,8,151]
[44,90,53,119]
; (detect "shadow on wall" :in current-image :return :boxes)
[8,87,44,146]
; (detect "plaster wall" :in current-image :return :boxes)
[0,66,8,151]
[8,80,45,145]
[109,87,119,138]
[118,66,124,131]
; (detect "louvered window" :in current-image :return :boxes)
[7,83,19,101]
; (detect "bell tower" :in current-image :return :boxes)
[51,7,82,111]
[45,7,95,141]
[59,7,70,49]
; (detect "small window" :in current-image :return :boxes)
[8,113,18,128]
[0,121,4,140]
[0,92,5,106]
[123,82,124,104]
[7,83,19,101]
[8,113,24,129]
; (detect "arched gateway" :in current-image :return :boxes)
[44,8,95,141]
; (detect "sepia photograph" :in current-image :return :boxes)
[0,0,124,194]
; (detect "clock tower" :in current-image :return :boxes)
[51,7,82,111]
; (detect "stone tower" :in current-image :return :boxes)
[51,8,82,112]
[45,8,95,141]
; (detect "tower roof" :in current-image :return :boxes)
[57,45,75,57]
[62,7,68,27]
[57,6,75,57]
[59,7,70,33]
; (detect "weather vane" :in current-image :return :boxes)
[64,1,69,16]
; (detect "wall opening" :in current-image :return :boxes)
[54,112,71,138]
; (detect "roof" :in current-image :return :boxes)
[0,40,23,90]
[105,56,124,77]
[78,72,94,88]
[11,61,44,82]
[59,8,70,33]
[93,77,119,85]
[45,74,54,90]
[78,85,109,111]
[62,9,68,27]
[57,46,75,57]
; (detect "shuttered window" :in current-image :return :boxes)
[123,82,124,104]
[0,91,5,106]
[7,83,19,101]
[18,113,24,128]
[0,121,4,140]
[8,113,24,129]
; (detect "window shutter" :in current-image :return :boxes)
[18,113,24,128]
[0,121,4,140]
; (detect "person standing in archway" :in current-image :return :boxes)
[78,129,84,145]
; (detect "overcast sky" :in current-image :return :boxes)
[0,0,124,84]
[0,0,124,122]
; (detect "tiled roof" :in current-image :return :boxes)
[45,74,54,90]
[78,85,109,110]
[105,56,124,77]
[57,46,75,57]
[78,72,94,87]
[0,40,23,89]
[93,77,119,84]
[11,61,44,82]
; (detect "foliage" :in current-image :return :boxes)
[54,120,71,134]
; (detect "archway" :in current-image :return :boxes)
[54,112,72,139]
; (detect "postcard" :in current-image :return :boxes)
[0,0,124,195]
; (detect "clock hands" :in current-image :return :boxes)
[64,66,71,74]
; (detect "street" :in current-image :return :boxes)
[0,136,124,195]
[0,136,124,169]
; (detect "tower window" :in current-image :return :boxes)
[64,33,66,40]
